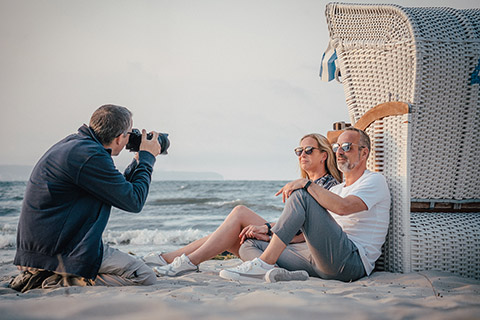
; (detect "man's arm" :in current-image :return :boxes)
[123,158,139,181]
[306,183,367,215]
[276,179,367,216]
[77,150,156,213]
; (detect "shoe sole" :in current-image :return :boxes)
[219,269,265,282]
[265,268,309,283]
[153,267,198,277]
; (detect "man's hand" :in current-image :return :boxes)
[275,178,309,203]
[239,224,271,244]
[139,129,161,157]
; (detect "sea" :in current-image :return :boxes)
[0,180,288,261]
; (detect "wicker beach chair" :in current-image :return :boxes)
[322,3,480,279]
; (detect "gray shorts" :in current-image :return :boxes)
[94,243,157,286]
[18,243,156,289]
[239,189,366,282]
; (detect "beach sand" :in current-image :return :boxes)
[1,256,479,320]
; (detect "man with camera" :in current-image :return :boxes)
[10,104,166,292]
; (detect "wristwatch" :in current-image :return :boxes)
[265,222,272,236]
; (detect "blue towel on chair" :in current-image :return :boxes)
[471,58,480,85]
[320,41,339,82]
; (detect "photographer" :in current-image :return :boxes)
[11,104,163,292]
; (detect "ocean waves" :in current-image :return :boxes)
[104,228,208,247]
[149,197,233,206]
[0,223,17,249]
[0,180,287,254]
[148,197,250,208]
[102,228,210,255]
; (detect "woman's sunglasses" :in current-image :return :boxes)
[331,142,365,153]
[294,146,319,156]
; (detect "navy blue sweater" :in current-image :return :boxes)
[14,125,156,279]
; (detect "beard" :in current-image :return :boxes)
[337,154,358,173]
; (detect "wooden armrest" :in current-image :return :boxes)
[327,102,410,143]
[411,201,480,212]
[327,130,344,144]
[354,102,410,131]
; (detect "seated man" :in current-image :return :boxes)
[220,127,390,282]
[10,104,161,292]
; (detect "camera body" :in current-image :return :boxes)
[125,128,170,155]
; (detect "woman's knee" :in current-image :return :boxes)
[232,205,254,215]
[227,205,257,223]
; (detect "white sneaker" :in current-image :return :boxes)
[142,252,167,268]
[219,258,274,281]
[265,268,309,283]
[153,254,198,277]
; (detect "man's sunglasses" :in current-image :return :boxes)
[332,142,365,153]
[294,146,319,156]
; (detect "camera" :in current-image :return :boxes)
[125,128,170,155]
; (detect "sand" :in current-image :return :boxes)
[1,256,479,320]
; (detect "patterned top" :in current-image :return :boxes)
[313,173,339,191]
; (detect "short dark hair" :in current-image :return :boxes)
[345,127,371,153]
[89,104,132,145]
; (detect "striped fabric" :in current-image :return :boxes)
[319,41,338,82]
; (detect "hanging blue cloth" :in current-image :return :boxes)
[471,58,480,85]
[320,40,339,82]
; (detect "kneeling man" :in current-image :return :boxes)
[11,104,161,292]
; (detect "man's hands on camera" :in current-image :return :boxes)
[139,129,161,157]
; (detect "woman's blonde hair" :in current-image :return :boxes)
[299,133,342,182]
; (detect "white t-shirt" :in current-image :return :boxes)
[329,170,391,275]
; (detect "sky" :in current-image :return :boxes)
[1,0,477,180]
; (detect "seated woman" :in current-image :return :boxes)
[148,133,341,277]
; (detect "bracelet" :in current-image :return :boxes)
[265,222,272,236]
[303,180,312,190]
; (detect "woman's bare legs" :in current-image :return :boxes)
[160,205,267,266]
[188,205,267,265]
[162,236,210,264]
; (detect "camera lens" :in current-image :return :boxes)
[126,129,170,155]
[158,133,170,155]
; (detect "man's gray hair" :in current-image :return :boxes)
[345,127,371,153]
[89,104,132,145]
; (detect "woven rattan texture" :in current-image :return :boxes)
[326,3,480,200]
[325,3,480,278]
[411,212,480,279]
[366,115,411,273]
